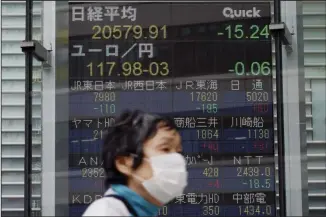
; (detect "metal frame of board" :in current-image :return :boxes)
[40,1,309,216]
[41,1,57,216]
[0,0,2,212]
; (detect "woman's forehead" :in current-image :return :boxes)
[144,127,181,147]
[156,127,179,139]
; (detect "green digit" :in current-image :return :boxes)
[235,62,245,76]
[250,25,260,39]
[251,62,261,76]
[234,25,244,39]
[225,25,232,39]
[261,62,271,75]
[260,25,269,39]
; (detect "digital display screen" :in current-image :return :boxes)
[67,2,276,216]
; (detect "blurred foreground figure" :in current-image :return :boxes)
[83,110,188,216]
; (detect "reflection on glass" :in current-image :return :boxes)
[33,1,43,42]
[1,1,43,216]
[61,2,277,217]
[31,55,43,216]
[31,1,43,215]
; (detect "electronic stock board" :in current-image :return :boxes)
[67,1,276,216]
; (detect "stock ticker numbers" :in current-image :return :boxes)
[68,2,275,216]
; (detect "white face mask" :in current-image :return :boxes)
[134,153,188,204]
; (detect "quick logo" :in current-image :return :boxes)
[222,7,261,19]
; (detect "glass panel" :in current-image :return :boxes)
[56,1,279,216]
[32,1,43,216]
[31,56,42,217]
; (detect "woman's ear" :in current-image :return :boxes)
[114,156,134,176]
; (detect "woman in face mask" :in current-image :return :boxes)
[83,110,188,216]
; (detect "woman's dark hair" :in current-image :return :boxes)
[102,110,177,189]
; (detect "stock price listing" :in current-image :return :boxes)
[68,2,276,216]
